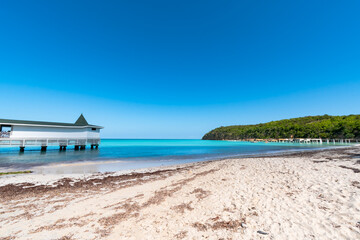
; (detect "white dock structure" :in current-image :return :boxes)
[0,114,103,152]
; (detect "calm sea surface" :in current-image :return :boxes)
[0,139,348,171]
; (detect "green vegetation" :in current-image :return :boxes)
[0,170,33,176]
[202,115,360,140]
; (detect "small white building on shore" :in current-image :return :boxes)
[0,114,103,151]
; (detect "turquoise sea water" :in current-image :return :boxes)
[0,139,348,171]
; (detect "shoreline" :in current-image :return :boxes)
[0,145,358,196]
[1,146,359,239]
[0,145,354,188]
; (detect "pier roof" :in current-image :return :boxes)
[75,114,89,126]
[0,115,103,129]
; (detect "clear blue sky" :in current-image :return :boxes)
[1,0,360,138]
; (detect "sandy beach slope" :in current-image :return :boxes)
[1,147,359,239]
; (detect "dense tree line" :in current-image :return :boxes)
[202,115,360,140]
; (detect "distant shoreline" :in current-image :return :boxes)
[202,115,360,141]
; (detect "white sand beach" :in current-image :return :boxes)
[1,147,359,239]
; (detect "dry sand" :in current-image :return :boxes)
[0,147,359,239]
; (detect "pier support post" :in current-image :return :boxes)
[80,145,86,150]
[60,146,67,151]
[91,144,94,149]
[41,146,47,152]
[74,145,80,150]
[95,144,99,149]
[20,146,25,152]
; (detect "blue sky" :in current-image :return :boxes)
[1,0,360,138]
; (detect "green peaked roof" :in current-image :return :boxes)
[75,114,89,126]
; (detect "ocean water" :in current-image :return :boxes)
[0,139,347,171]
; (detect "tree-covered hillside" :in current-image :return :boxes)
[202,115,360,140]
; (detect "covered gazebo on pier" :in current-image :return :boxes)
[0,114,103,152]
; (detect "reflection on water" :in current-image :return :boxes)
[0,147,100,169]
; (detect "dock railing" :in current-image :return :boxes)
[0,138,101,147]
